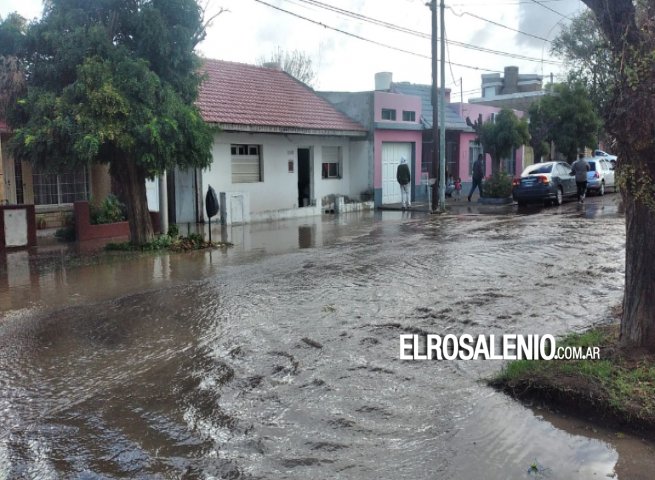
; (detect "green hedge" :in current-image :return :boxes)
[482,172,513,198]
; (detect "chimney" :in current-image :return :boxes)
[263,61,282,70]
[502,66,519,95]
[375,72,393,91]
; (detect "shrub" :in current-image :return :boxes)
[90,194,127,224]
[482,172,513,198]
[167,224,179,238]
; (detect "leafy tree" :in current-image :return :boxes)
[1,0,216,245]
[0,14,27,118]
[529,82,600,162]
[551,10,614,120]
[477,109,529,174]
[580,0,655,350]
[258,46,316,86]
[527,100,552,163]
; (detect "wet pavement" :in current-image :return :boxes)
[1,193,652,479]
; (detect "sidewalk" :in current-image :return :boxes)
[378,192,516,215]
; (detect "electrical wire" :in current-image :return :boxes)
[251,0,506,73]
[528,0,572,20]
[447,7,551,43]
[283,0,562,65]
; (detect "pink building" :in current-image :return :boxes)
[372,90,424,205]
[321,76,426,207]
[453,103,527,181]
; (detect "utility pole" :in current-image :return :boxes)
[438,0,446,212]
[430,0,439,212]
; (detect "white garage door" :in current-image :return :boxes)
[382,142,413,204]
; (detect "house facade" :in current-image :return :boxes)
[1,120,111,228]
[452,103,530,181]
[320,76,425,208]
[168,59,369,225]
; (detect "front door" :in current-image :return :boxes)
[382,142,413,204]
[297,148,312,208]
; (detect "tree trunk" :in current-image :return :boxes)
[581,0,655,350]
[621,192,655,349]
[491,155,500,175]
[110,157,154,245]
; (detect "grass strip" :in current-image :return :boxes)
[490,325,655,430]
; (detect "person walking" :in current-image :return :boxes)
[468,153,485,202]
[571,152,590,203]
[396,156,411,209]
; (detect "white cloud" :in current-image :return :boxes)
[0,0,585,101]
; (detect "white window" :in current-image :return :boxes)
[402,111,416,122]
[502,148,516,175]
[32,168,89,206]
[231,144,262,183]
[468,141,484,177]
[321,146,342,179]
[484,86,496,98]
[381,109,396,121]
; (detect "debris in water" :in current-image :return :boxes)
[302,337,323,349]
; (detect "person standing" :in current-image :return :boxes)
[571,152,590,203]
[396,156,411,209]
[468,153,485,202]
[454,177,462,200]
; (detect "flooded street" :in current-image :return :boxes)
[2,194,653,479]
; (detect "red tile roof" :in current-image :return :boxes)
[197,59,366,135]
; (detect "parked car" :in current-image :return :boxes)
[512,161,577,207]
[586,157,616,195]
[594,149,618,162]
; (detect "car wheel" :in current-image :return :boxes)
[599,182,605,196]
[555,187,563,206]
[518,201,526,208]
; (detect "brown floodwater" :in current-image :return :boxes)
[1,194,650,479]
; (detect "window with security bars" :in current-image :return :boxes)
[231,144,262,183]
[32,168,88,206]
[321,146,341,179]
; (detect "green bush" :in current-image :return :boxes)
[482,172,513,198]
[90,194,127,225]
[167,224,179,238]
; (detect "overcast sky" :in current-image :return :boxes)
[0,0,586,101]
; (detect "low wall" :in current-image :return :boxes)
[74,201,161,242]
[0,205,37,250]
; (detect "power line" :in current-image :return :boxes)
[443,22,458,85]
[447,7,551,43]
[449,0,567,5]
[251,0,505,73]
[528,0,572,20]
[283,0,562,65]
[251,0,430,60]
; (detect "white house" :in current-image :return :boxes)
[165,59,370,225]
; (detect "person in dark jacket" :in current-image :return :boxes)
[468,153,485,202]
[571,152,590,203]
[396,156,411,209]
